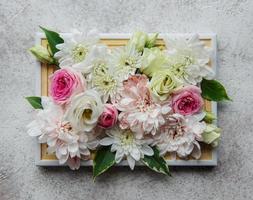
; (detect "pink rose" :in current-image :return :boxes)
[172,85,203,116]
[98,104,118,129]
[50,67,85,105]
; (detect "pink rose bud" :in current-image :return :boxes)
[50,67,85,105]
[98,104,118,129]
[172,85,203,116]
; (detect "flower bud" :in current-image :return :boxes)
[202,124,221,147]
[204,111,216,123]
[29,45,54,64]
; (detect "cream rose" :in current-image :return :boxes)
[150,69,180,101]
[64,90,103,131]
[140,47,168,77]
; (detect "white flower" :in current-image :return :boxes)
[27,97,99,170]
[90,61,122,102]
[100,126,154,170]
[47,121,99,170]
[109,45,142,80]
[55,29,105,74]
[164,34,214,85]
[27,97,63,142]
[64,89,103,131]
[154,113,206,159]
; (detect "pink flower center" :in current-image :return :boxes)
[178,96,197,112]
[137,94,154,112]
[164,116,187,139]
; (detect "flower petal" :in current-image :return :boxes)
[127,155,136,170]
[100,137,114,146]
[141,145,154,156]
[115,149,124,163]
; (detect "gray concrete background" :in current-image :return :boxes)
[0,0,252,199]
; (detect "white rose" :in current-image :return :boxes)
[65,89,103,131]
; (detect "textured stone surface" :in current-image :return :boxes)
[0,0,253,199]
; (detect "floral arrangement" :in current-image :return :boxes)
[26,27,230,179]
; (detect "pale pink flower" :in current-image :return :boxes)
[67,156,81,170]
[27,97,99,170]
[172,85,203,116]
[154,113,206,159]
[98,104,118,129]
[50,67,86,105]
[114,74,171,139]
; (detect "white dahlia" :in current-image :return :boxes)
[154,113,206,159]
[109,45,142,80]
[55,29,106,74]
[100,126,154,170]
[90,61,122,102]
[164,34,214,85]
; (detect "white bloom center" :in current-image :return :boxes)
[72,44,88,62]
[93,73,117,94]
[165,115,187,139]
[171,56,194,77]
[120,130,134,146]
[59,121,73,133]
[124,56,138,68]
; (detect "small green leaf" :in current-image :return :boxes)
[40,26,64,55]
[93,146,115,180]
[142,147,170,176]
[25,96,43,109]
[201,79,231,101]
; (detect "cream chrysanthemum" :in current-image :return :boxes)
[109,45,142,80]
[164,34,214,85]
[100,126,154,170]
[55,29,106,74]
[91,62,122,102]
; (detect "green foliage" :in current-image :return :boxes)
[142,147,170,175]
[25,96,43,109]
[201,79,231,101]
[40,26,64,55]
[93,146,115,180]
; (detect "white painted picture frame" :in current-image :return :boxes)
[34,33,218,167]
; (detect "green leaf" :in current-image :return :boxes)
[201,79,231,101]
[93,146,115,180]
[40,26,64,55]
[25,96,43,109]
[141,147,170,176]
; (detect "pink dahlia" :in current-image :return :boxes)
[114,74,171,139]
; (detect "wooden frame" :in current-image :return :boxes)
[34,33,218,166]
